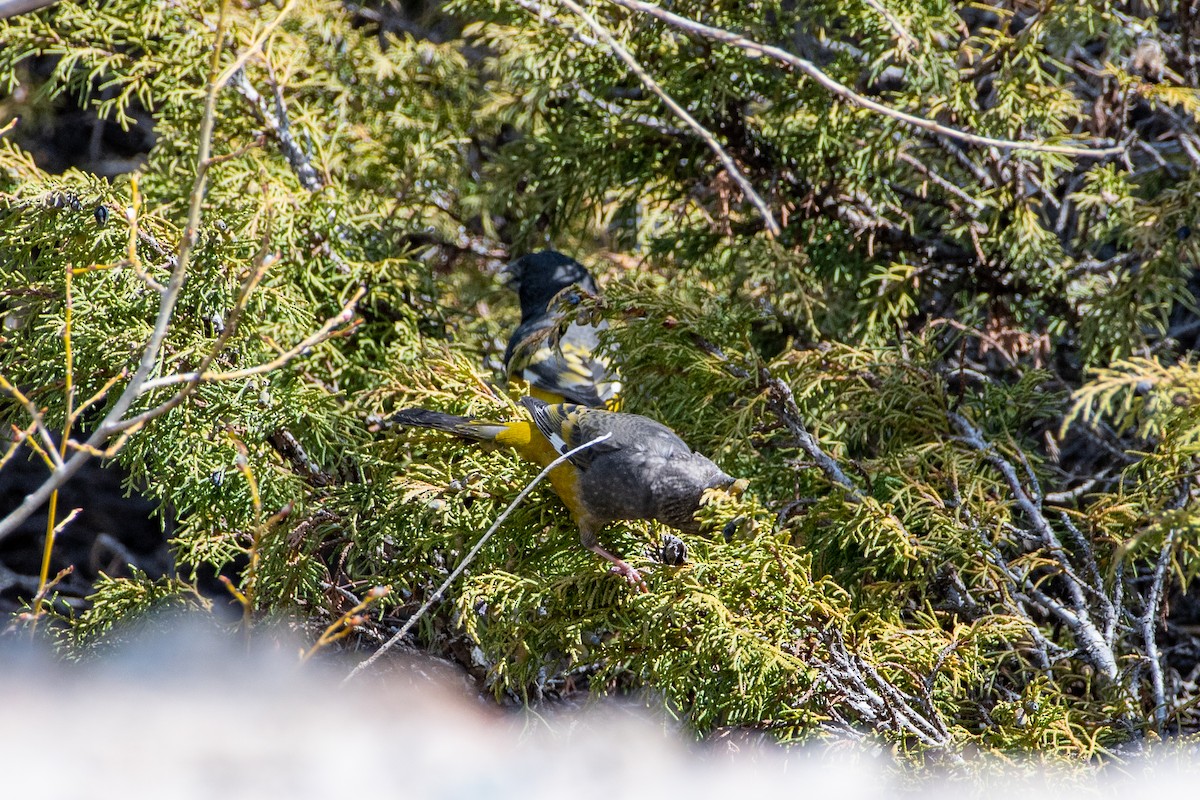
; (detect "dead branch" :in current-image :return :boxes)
[607,0,1124,158]
[232,68,325,192]
[949,411,1118,679]
[812,627,954,750]
[1143,527,1179,731]
[550,0,782,237]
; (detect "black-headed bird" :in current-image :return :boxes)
[393,397,745,589]
[502,251,621,409]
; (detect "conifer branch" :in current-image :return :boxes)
[1143,527,1179,731]
[342,431,614,684]
[550,0,783,237]
[0,0,306,543]
[949,412,1118,679]
[606,0,1125,158]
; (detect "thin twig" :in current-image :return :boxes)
[814,627,954,750]
[949,411,1118,678]
[896,151,985,210]
[0,0,267,542]
[607,0,1124,158]
[511,0,599,47]
[550,0,782,237]
[134,288,363,395]
[0,376,64,470]
[342,432,614,684]
[571,86,686,135]
[861,0,919,53]
[759,368,861,497]
[231,68,325,192]
[1143,527,1179,732]
[215,0,298,88]
[303,586,390,661]
[0,422,37,472]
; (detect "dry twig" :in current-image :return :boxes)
[549,0,782,237]
[342,431,614,684]
[949,411,1118,678]
[607,0,1124,158]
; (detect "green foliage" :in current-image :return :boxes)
[56,569,197,654]
[3,0,1200,768]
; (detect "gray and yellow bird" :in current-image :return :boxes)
[393,397,745,589]
[503,251,621,409]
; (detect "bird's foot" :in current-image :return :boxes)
[588,543,648,592]
[608,560,648,593]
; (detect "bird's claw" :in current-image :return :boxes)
[608,562,649,593]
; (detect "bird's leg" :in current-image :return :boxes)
[580,521,647,592]
[586,543,648,592]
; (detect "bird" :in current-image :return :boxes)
[392,396,746,589]
[502,251,621,409]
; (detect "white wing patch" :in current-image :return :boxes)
[547,428,569,455]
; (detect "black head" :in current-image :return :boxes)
[505,251,600,319]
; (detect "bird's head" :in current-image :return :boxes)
[503,250,600,320]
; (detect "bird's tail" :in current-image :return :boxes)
[392,408,512,443]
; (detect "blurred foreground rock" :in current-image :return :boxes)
[2,618,1199,799]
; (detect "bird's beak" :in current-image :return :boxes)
[499,260,523,290]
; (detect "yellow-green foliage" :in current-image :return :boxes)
[2,0,1200,765]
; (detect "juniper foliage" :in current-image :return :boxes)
[2,0,1200,762]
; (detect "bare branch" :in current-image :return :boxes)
[570,86,686,135]
[896,150,985,211]
[135,288,364,395]
[812,627,954,750]
[607,0,1124,158]
[548,0,782,237]
[1142,527,1179,732]
[758,367,861,497]
[949,411,1118,679]
[232,68,325,192]
[949,487,1057,672]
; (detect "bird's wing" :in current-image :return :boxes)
[521,399,626,469]
[522,398,693,472]
[506,319,620,408]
